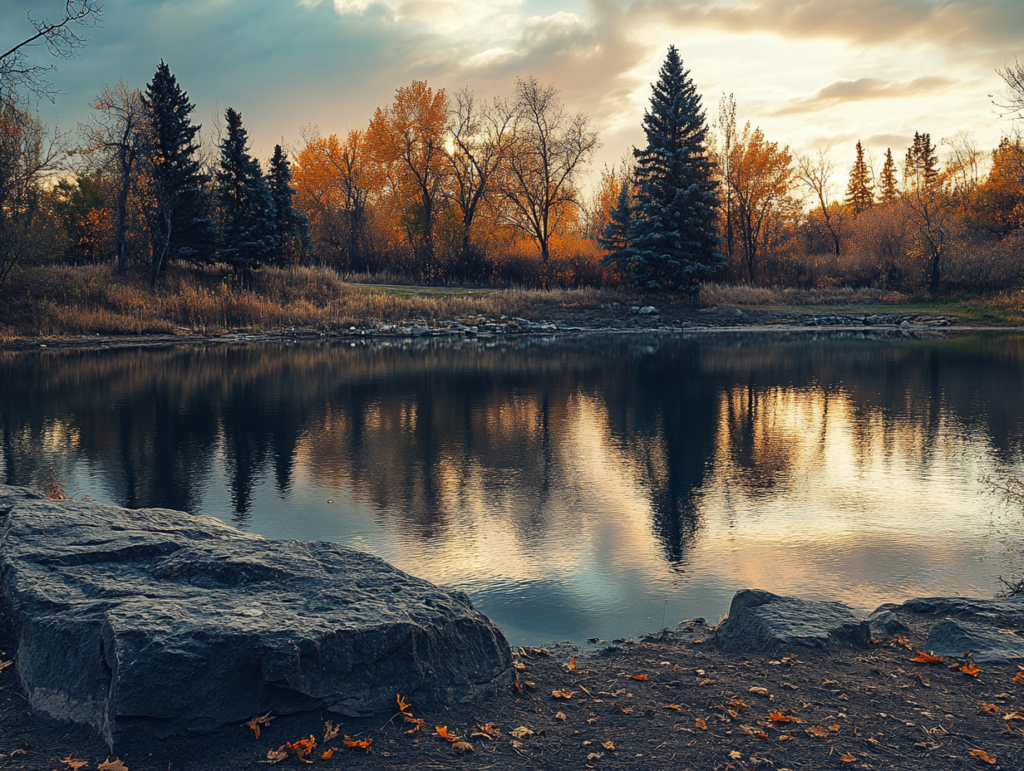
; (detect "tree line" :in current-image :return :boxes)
[2,8,1024,296]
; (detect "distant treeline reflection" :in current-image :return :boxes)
[2,333,1023,564]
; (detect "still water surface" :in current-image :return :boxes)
[2,332,1023,645]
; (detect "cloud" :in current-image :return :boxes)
[642,0,1024,49]
[771,76,956,116]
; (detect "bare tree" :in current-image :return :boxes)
[445,87,513,256]
[942,130,982,212]
[797,147,844,256]
[717,93,737,264]
[995,58,1024,120]
[1,0,102,103]
[498,77,599,261]
[80,81,149,276]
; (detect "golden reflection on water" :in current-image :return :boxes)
[2,335,1023,643]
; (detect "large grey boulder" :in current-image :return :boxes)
[717,589,871,652]
[886,596,1024,626]
[0,486,514,748]
[924,619,1024,664]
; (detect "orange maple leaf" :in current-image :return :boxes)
[435,726,460,743]
[695,718,707,730]
[969,748,997,764]
[840,752,857,762]
[320,748,335,760]
[342,735,372,750]
[910,651,945,664]
[568,654,576,671]
[661,704,683,711]
[1014,671,1024,684]
[769,711,793,722]
[962,663,981,677]
[59,757,88,771]
[397,694,412,715]
[980,703,1001,715]
[632,674,648,681]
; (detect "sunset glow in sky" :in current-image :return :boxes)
[5,0,1023,177]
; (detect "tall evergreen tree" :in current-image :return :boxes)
[267,144,309,265]
[904,131,939,192]
[142,61,214,287]
[599,179,634,271]
[216,108,276,277]
[845,140,874,214]
[618,45,722,291]
[879,148,899,203]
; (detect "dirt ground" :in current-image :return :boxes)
[3,604,1024,771]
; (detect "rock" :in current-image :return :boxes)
[410,325,431,337]
[867,609,908,638]
[924,619,1024,664]
[638,306,660,315]
[890,595,1024,627]
[0,486,513,748]
[900,319,911,328]
[716,589,871,652]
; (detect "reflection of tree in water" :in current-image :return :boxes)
[1,333,1023,557]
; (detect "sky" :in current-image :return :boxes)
[4,0,1023,183]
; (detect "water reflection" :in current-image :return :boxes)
[1,333,1023,644]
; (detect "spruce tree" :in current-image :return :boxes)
[267,144,309,265]
[216,108,276,277]
[600,180,634,271]
[879,148,899,203]
[622,45,722,291]
[142,61,214,286]
[845,140,874,214]
[904,131,939,192]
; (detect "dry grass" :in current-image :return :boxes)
[699,283,909,307]
[0,265,624,339]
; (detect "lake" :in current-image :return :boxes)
[2,331,1023,645]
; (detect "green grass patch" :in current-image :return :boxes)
[760,298,1024,325]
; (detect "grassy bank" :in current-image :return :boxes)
[2,264,1024,340]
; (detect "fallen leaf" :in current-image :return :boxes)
[729,750,742,759]
[840,752,856,762]
[320,748,334,760]
[632,674,648,681]
[749,686,771,697]
[615,706,633,714]
[451,741,474,752]
[435,726,460,743]
[342,736,371,750]
[404,716,426,733]
[245,711,275,740]
[471,723,502,738]
[397,694,412,715]
[1015,671,1024,684]
[555,712,568,722]
[910,651,945,664]
[695,718,707,730]
[568,655,576,671]
[587,752,603,761]
[806,726,829,738]
[323,720,341,742]
[969,748,997,764]
[601,741,616,751]
[552,690,576,699]
[97,761,127,771]
[661,704,683,711]
[730,699,750,710]
[266,747,289,764]
[981,703,1002,715]
[769,711,793,722]
[59,756,88,771]
[287,735,318,759]
[962,663,981,677]
[510,726,535,739]
[894,636,912,649]
[777,732,794,741]
[830,724,841,731]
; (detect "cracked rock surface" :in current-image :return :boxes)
[0,486,513,748]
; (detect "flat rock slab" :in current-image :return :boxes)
[717,589,871,652]
[885,596,1024,627]
[924,619,1024,664]
[0,486,513,748]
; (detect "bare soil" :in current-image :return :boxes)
[3,604,1024,771]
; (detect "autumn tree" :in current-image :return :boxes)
[142,61,213,287]
[798,147,843,256]
[615,45,721,290]
[904,131,939,192]
[975,136,1024,236]
[717,93,738,264]
[727,123,795,282]
[942,130,982,214]
[845,140,874,215]
[267,144,308,265]
[366,80,449,273]
[901,132,950,292]
[216,107,276,277]
[499,76,599,261]
[80,81,149,276]
[878,149,899,204]
[445,87,513,258]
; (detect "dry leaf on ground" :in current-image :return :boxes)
[472,723,502,738]
[59,757,88,771]
[969,748,997,764]
[510,726,535,739]
[97,761,127,771]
